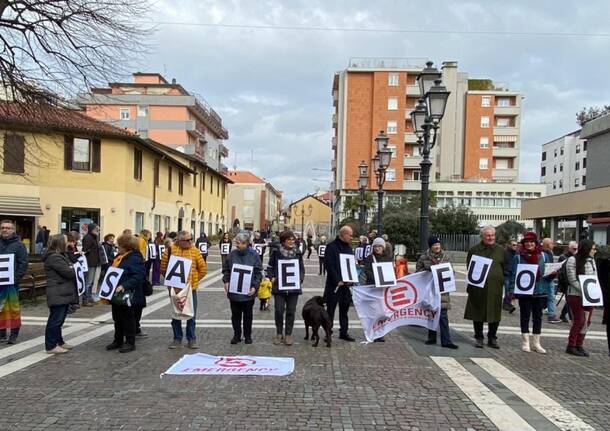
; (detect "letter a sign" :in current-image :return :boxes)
[580,275,604,307]
[372,262,396,287]
[467,255,493,288]
[339,253,359,283]
[164,255,193,289]
[278,259,300,290]
[99,267,124,300]
[0,254,15,286]
[229,264,253,295]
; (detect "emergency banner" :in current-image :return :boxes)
[161,353,295,377]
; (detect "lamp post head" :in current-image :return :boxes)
[417,61,442,97]
[410,98,428,136]
[374,130,389,153]
[358,160,368,178]
[379,146,392,170]
[372,154,380,173]
[358,176,368,189]
[426,79,450,123]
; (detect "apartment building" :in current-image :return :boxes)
[540,130,587,195]
[331,58,543,229]
[77,73,230,172]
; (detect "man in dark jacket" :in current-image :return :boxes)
[81,223,101,306]
[0,220,29,344]
[502,239,518,313]
[195,232,211,262]
[324,225,356,341]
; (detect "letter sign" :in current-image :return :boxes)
[229,264,253,295]
[99,267,125,300]
[430,262,456,293]
[278,259,300,290]
[164,255,193,289]
[513,264,538,295]
[467,255,493,288]
[77,255,88,273]
[148,244,157,260]
[339,253,359,283]
[198,242,208,255]
[73,261,86,296]
[354,247,364,261]
[254,244,264,256]
[580,275,604,307]
[317,245,326,257]
[0,254,14,286]
[158,244,166,258]
[220,243,230,255]
[364,245,372,258]
[372,262,396,287]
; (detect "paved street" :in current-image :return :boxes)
[1,247,608,431]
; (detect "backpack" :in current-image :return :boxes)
[556,255,570,294]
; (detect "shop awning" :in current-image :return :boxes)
[0,195,43,217]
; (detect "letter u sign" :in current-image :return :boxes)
[467,255,493,288]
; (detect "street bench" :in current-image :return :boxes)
[19,262,46,304]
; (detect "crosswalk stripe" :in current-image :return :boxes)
[471,358,595,431]
[431,356,536,431]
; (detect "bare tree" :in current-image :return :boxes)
[0,0,152,106]
[576,105,610,126]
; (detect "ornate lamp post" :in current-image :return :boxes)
[295,203,313,238]
[357,160,369,234]
[410,61,450,253]
[373,131,393,237]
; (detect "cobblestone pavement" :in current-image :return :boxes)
[0,248,608,430]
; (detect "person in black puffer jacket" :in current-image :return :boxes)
[43,234,78,354]
[222,232,262,345]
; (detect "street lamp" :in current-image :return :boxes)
[410,61,450,253]
[294,203,313,239]
[373,130,392,237]
[358,160,369,234]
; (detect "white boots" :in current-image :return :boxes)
[521,333,531,352]
[530,334,547,354]
[522,334,546,354]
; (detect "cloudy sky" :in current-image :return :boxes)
[137,0,610,202]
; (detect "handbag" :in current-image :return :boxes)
[111,290,134,307]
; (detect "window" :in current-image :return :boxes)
[559,163,563,172]
[387,97,398,110]
[496,117,510,127]
[495,158,509,169]
[583,141,587,151]
[137,105,148,117]
[64,136,100,172]
[412,145,420,156]
[554,149,557,158]
[217,177,220,196]
[480,137,489,148]
[388,73,399,86]
[541,166,546,177]
[385,169,396,182]
[120,108,130,120]
[209,175,213,194]
[574,177,580,187]
[553,165,557,174]
[479,158,489,170]
[244,189,254,201]
[553,181,556,190]
[137,129,148,138]
[583,158,587,168]
[413,170,420,181]
[153,159,159,186]
[387,121,397,134]
[388,145,397,158]
[582,175,586,186]
[154,215,161,233]
[201,172,206,190]
[133,148,142,180]
[496,97,510,107]
[481,96,491,107]
[559,179,563,188]
[575,161,580,171]
[560,147,564,156]
[575,144,581,154]
[178,171,184,195]
[3,133,25,174]
[168,166,173,191]
[135,212,144,233]
[193,173,196,187]
[480,116,490,128]
[541,151,546,161]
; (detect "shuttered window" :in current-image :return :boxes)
[64,136,100,172]
[178,171,184,195]
[168,166,173,191]
[133,148,143,180]
[3,133,25,174]
[153,159,159,186]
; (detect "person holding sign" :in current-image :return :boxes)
[151,232,164,285]
[42,234,78,354]
[507,232,550,354]
[195,231,211,262]
[81,223,101,307]
[0,220,28,345]
[416,236,458,349]
[219,232,232,267]
[317,235,327,276]
[161,231,207,349]
[105,234,146,353]
[266,231,305,346]
[323,225,356,342]
[222,233,262,345]
[565,240,598,357]
[464,226,506,349]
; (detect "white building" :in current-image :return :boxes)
[540,130,587,195]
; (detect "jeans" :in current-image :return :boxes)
[230,299,254,340]
[171,290,198,341]
[112,303,136,345]
[428,308,452,345]
[326,287,352,337]
[503,276,513,305]
[45,304,69,350]
[84,266,101,302]
[560,301,572,320]
[473,321,499,340]
[567,295,591,347]
[546,285,557,316]
[274,294,299,336]
[319,259,326,276]
[518,296,546,334]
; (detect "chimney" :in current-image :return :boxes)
[171,78,176,84]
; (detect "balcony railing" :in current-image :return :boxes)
[331,136,337,149]
[406,85,421,96]
[403,180,422,191]
[404,132,418,144]
[348,57,428,69]
[403,155,423,168]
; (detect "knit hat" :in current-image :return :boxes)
[521,231,538,244]
[372,237,386,248]
[428,235,440,248]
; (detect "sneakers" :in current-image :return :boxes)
[46,346,69,354]
[577,346,589,357]
[230,337,241,345]
[373,337,386,343]
[60,343,74,350]
[284,335,294,346]
[566,346,584,356]
[487,339,500,349]
[339,334,356,342]
[245,338,253,345]
[442,343,459,349]
[168,339,182,349]
[474,338,484,348]
[187,340,199,349]
[272,335,284,345]
[7,336,17,345]
[106,341,122,351]
[548,315,562,324]
[119,344,135,353]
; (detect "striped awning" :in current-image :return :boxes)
[494,135,517,142]
[0,195,43,217]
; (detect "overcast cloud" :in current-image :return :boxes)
[135,0,610,202]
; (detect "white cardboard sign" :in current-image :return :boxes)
[430,262,456,293]
[73,261,86,296]
[98,267,125,300]
[545,262,564,273]
[148,244,157,260]
[220,243,230,255]
[198,242,208,255]
[158,244,166,258]
[317,245,326,257]
[372,262,397,287]
[580,275,604,307]
[514,264,539,295]
[254,244,264,256]
[364,245,372,258]
[0,254,15,286]
[355,247,364,261]
[164,255,193,289]
[77,255,88,273]
[339,253,359,283]
[229,263,253,295]
[467,255,493,288]
[278,259,301,290]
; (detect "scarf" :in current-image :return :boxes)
[279,245,298,259]
[112,251,132,268]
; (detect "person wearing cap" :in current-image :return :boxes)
[508,231,550,353]
[416,236,458,349]
[361,237,394,342]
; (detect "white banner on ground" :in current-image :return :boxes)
[161,353,295,377]
[579,275,604,307]
[467,255,493,288]
[278,259,300,291]
[351,271,441,342]
[430,263,456,293]
[164,255,193,289]
[339,253,358,283]
[372,262,396,287]
[514,264,539,295]
[0,254,15,286]
[77,255,88,273]
[229,264,253,295]
[98,267,124,300]
[73,261,86,296]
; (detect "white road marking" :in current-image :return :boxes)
[431,356,536,431]
[472,357,595,431]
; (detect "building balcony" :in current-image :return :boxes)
[219,143,229,158]
[404,132,418,144]
[331,136,337,150]
[333,90,338,106]
[403,180,422,191]
[494,106,520,116]
[492,147,518,158]
[403,155,423,168]
[493,126,519,136]
[331,159,336,171]
[492,168,518,182]
[332,113,337,126]
[406,85,421,97]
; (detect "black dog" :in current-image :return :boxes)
[302,296,332,347]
